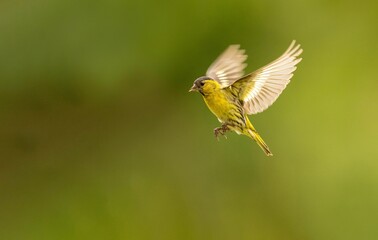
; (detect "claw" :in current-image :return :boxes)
[214,124,230,141]
[214,127,222,141]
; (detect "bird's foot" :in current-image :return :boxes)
[214,124,230,141]
[214,127,223,141]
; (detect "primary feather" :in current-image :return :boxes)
[206,45,248,88]
[233,40,303,114]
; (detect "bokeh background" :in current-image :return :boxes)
[1,0,378,239]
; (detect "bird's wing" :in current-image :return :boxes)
[206,45,248,88]
[232,40,303,115]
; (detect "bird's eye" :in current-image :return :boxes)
[200,81,205,86]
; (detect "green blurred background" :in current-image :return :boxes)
[1,0,378,239]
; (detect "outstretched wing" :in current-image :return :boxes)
[232,40,303,115]
[206,45,248,88]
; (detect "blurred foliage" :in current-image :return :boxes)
[1,0,378,239]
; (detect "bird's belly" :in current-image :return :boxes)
[203,95,235,123]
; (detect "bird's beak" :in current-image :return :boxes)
[189,84,198,92]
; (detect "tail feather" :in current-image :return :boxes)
[247,129,273,156]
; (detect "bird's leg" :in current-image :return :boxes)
[214,124,230,141]
[213,127,222,141]
[220,124,230,139]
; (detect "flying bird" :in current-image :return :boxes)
[189,41,303,156]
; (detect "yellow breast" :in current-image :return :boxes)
[203,90,234,123]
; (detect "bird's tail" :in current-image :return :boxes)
[246,120,273,156]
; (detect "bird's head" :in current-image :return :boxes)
[189,76,218,95]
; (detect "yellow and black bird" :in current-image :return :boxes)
[189,41,303,156]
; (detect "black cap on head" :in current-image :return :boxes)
[189,76,213,93]
[194,76,212,88]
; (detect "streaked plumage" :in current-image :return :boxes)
[189,41,303,156]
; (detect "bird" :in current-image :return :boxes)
[189,40,303,156]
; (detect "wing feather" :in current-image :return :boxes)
[233,40,303,115]
[206,45,248,88]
